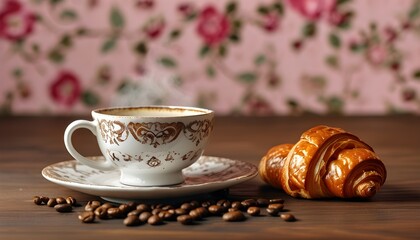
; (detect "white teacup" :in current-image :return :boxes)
[64,106,214,186]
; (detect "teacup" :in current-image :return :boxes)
[64,106,214,186]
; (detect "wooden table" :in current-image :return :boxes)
[1,116,419,239]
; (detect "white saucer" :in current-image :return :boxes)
[42,156,258,202]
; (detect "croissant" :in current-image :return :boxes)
[259,125,387,199]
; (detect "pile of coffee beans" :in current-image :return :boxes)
[33,195,297,226]
[33,195,79,212]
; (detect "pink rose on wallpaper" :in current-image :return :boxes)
[288,0,336,21]
[136,0,154,9]
[144,18,165,39]
[0,0,36,41]
[196,6,230,46]
[262,12,280,32]
[50,71,82,107]
[178,3,194,16]
[366,45,388,66]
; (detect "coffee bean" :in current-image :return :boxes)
[152,208,163,215]
[280,213,296,222]
[94,206,108,219]
[107,207,123,219]
[208,205,225,216]
[247,206,260,216]
[174,208,187,216]
[46,198,57,207]
[119,204,131,215]
[180,203,193,212]
[228,208,237,212]
[54,204,72,213]
[177,214,194,225]
[101,203,114,209]
[85,200,101,211]
[268,203,284,211]
[66,196,77,206]
[152,203,164,210]
[231,201,243,211]
[256,198,270,207]
[217,199,231,208]
[159,211,176,221]
[222,211,246,222]
[270,198,285,204]
[189,209,204,220]
[190,201,200,209]
[195,207,209,218]
[33,196,43,205]
[124,215,141,226]
[147,215,163,225]
[167,209,176,215]
[127,209,142,216]
[56,197,67,205]
[136,203,151,213]
[78,211,95,223]
[201,200,214,208]
[162,205,174,211]
[266,207,280,216]
[241,199,257,208]
[139,212,152,223]
[40,196,49,204]
[126,202,137,210]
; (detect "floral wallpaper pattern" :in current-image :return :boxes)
[1,0,420,115]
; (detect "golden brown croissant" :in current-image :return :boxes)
[259,125,387,199]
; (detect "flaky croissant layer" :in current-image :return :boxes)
[259,125,387,199]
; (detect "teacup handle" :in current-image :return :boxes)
[64,120,115,171]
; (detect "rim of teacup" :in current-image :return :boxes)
[91,105,214,118]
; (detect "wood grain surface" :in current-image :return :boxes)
[0,116,419,239]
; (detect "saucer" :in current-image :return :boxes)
[42,156,258,202]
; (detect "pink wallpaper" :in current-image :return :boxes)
[1,0,420,115]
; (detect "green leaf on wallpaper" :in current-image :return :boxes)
[349,43,366,52]
[325,96,344,114]
[412,69,420,79]
[133,41,148,55]
[218,45,227,57]
[60,9,78,21]
[254,54,266,66]
[337,0,351,5]
[229,34,240,42]
[173,75,184,86]
[48,49,64,63]
[257,5,270,15]
[302,22,316,38]
[232,19,242,31]
[185,12,198,21]
[158,56,177,68]
[49,0,64,6]
[325,55,339,68]
[82,91,100,106]
[59,34,72,48]
[237,72,257,83]
[206,65,216,78]
[272,2,284,15]
[101,38,117,53]
[328,33,341,48]
[226,1,237,14]
[408,1,420,19]
[110,7,125,29]
[12,68,23,79]
[199,45,211,58]
[31,43,40,54]
[117,78,132,92]
[169,29,181,41]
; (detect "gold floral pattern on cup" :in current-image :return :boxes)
[98,119,214,147]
